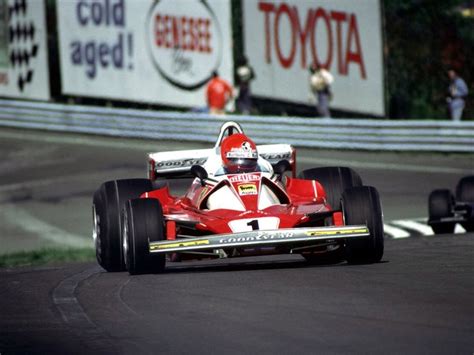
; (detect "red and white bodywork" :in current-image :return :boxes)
[143,122,368,258]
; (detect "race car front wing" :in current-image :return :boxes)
[149,225,370,254]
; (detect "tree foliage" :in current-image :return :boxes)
[384,0,473,119]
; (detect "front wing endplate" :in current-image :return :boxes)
[149,225,370,254]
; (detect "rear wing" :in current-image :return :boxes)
[148,144,296,180]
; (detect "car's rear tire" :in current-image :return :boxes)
[456,176,474,232]
[298,167,362,210]
[343,186,384,264]
[123,198,166,275]
[428,189,455,234]
[92,179,153,272]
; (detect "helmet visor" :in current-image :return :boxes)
[227,158,258,173]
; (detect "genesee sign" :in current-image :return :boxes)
[57,0,233,107]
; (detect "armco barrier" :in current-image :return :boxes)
[0,99,473,152]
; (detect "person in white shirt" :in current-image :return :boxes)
[447,69,469,121]
[309,62,334,118]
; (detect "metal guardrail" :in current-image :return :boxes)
[0,99,473,152]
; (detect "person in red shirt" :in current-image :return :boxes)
[206,71,234,115]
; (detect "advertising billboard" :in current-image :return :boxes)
[0,0,50,100]
[57,0,233,108]
[243,0,385,116]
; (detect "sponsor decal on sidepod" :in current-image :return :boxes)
[238,184,257,196]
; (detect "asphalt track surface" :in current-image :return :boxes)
[0,128,473,354]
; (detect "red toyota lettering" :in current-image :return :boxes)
[274,3,296,68]
[257,1,367,79]
[345,14,366,79]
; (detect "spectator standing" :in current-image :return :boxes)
[206,71,233,115]
[309,63,334,118]
[447,69,469,121]
[235,56,255,114]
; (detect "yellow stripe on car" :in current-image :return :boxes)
[305,228,368,236]
[150,239,210,250]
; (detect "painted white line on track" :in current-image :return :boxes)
[383,224,411,239]
[51,265,116,352]
[455,224,466,234]
[0,204,91,248]
[391,219,434,236]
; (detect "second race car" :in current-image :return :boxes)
[428,175,474,234]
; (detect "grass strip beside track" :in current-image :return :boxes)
[0,247,95,268]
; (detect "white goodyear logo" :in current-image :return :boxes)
[238,183,257,196]
[219,231,294,244]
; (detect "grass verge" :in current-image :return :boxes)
[0,248,95,268]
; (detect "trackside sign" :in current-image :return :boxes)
[243,0,385,116]
[147,0,223,90]
[0,0,50,100]
[57,0,233,107]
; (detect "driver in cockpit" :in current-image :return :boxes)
[220,133,259,174]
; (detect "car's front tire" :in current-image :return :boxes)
[428,189,455,234]
[456,176,474,232]
[343,186,384,264]
[92,179,153,272]
[123,198,166,275]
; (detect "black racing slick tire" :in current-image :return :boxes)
[456,176,474,232]
[298,167,362,211]
[123,198,166,275]
[342,186,384,264]
[92,179,153,272]
[428,189,455,234]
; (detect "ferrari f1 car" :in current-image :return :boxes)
[428,176,474,234]
[92,122,384,274]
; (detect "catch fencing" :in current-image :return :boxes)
[0,99,473,152]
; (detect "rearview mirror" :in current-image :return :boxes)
[274,160,291,176]
[191,165,208,186]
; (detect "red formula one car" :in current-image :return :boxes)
[93,122,384,274]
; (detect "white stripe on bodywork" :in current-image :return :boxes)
[312,180,318,199]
